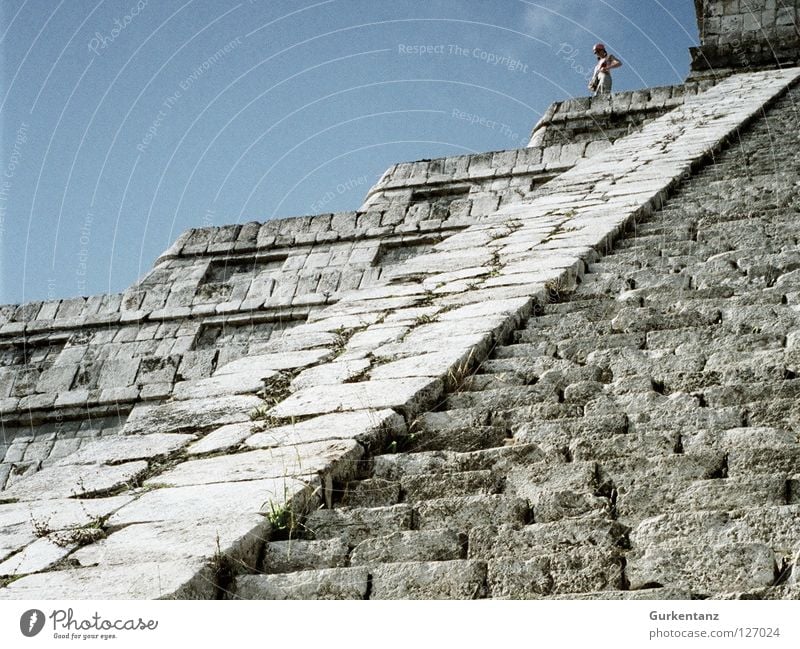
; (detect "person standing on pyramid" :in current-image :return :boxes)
[588,43,622,95]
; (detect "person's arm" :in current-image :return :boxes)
[603,54,622,71]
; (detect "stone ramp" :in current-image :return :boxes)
[3,68,800,598]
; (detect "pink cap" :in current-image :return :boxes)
[593,43,606,53]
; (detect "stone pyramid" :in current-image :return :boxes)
[2,0,800,599]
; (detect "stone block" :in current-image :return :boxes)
[187,423,254,456]
[73,515,268,571]
[290,359,371,391]
[246,409,404,450]
[147,439,363,488]
[268,377,443,420]
[53,433,194,466]
[626,543,778,595]
[370,560,487,599]
[350,530,464,565]
[487,549,624,598]
[122,395,264,435]
[1,461,148,501]
[304,504,413,547]
[172,369,274,400]
[0,559,215,600]
[108,477,315,526]
[262,538,350,573]
[0,536,76,577]
[234,567,369,600]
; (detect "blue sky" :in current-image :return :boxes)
[0,0,700,305]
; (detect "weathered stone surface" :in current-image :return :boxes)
[108,477,314,526]
[268,378,442,419]
[0,536,76,577]
[147,440,363,487]
[122,395,264,435]
[73,515,269,570]
[0,559,215,599]
[262,538,350,573]
[234,567,369,599]
[187,423,254,456]
[468,517,629,561]
[350,530,463,565]
[626,543,778,594]
[53,433,194,466]
[246,409,405,449]
[1,462,148,501]
[487,549,624,598]
[0,523,38,563]
[415,495,529,531]
[290,359,371,391]
[340,477,401,508]
[215,349,332,375]
[304,504,413,547]
[371,333,492,362]
[368,350,474,381]
[370,560,487,599]
[0,497,134,532]
[172,370,275,400]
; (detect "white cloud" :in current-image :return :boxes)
[520,1,609,45]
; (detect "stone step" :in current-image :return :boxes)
[475,357,586,384]
[233,567,369,599]
[569,431,680,462]
[556,333,647,364]
[492,401,585,425]
[614,233,690,251]
[407,424,507,453]
[468,515,629,562]
[303,504,413,547]
[414,494,529,531]
[413,407,490,432]
[444,385,558,411]
[703,380,800,408]
[503,460,612,523]
[625,541,778,596]
[493,341,557,360]
[475,357,542,381]
[514,320,616,342]
[597,451,727,523]
[400,469,503,502]
[369,560,487,599]
[632,220,696,239]
[512,413,630,447]
[486,550,625,599]
[261,538,349,574]
[743,397,800,429]
[457,372,529,392]
[675,476,788,511]
[338,477,401,508]
[630,505,800,556]
[540,298,618,317]
[349,530,465,566]
[646,328,784,355]
[571,272,631,297]
[606,305,721,334]
[372,443,554,481]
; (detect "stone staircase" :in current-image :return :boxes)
[231,84,800,600]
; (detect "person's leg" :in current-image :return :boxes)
[599,72,612,94]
